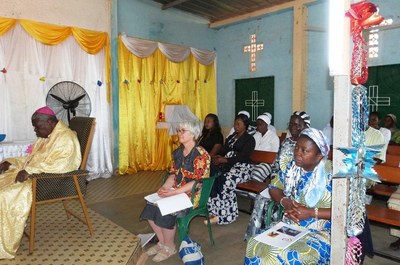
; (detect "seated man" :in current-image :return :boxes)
[0,106,81,259]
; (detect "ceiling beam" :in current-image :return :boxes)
[209,0,318,28]
[162,0,191,10]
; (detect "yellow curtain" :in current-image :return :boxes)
[0,17,16,36]
[118,36,217,174]
[0,16,111,101]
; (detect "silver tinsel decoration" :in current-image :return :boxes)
[346,84,368,237]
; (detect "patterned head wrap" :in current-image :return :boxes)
[257,114,271,125]
[300,128,330,158]
[386,114,397,124]
[238,110,250,118]
[293,111,311,127]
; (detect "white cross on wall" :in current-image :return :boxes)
[245,91,265,121]
[368,85,390,112]
[243,34,264,72]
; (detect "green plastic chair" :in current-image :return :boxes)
[176,174,218,246]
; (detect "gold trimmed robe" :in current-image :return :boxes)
[0,121,81,259]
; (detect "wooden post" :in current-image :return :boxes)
[292,2,308,112]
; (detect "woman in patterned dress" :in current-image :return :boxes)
[245,128,332,265]
[140,121,210,262]
[244,111,311,240]
[207,113,256,225]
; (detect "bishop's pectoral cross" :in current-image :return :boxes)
[243,34,264,72]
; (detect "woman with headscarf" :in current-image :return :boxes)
[244,111,311,240]
[384,114,400,144]
[245,128,332,264]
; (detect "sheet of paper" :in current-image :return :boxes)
[156,193,193,216]
[254,221,309,249]
[144,192,193,216]
[144,193,162,204]
[259,187,271,199]
[137,233,156,247]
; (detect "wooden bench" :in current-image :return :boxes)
[236,150,277,213]
[367,183,397,197]
[387,144,400,156]
[383,153,400,167]
[236,150,277,194]
[366,204,400,228]
[374,164,400,185]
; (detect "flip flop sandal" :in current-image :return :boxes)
[146,242,163,256]
[152,245,177,262]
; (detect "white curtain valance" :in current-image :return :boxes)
[120,33,216,65]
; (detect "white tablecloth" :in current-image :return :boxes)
[0,140,34,161]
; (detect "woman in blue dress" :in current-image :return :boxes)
[245,128,332,265]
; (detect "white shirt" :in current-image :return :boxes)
[365,127,386,162]
[379,127,391,160]
[322,123,333,146]
[253,130,280,152]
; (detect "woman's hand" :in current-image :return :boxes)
[284,200,314,223]
[212,155,227,165]
[157,186,176,197]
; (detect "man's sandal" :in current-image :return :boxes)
[146,242,163,256]
[152,245,177,262]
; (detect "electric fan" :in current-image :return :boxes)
[46,81,91,124]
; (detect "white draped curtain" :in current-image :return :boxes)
[120,33,216,65]
[0,23,113,178]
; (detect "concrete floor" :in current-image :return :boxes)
[86,174,400,265]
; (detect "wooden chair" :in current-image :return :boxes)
[27,117,96,254]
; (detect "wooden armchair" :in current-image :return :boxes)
[27,117,96,254]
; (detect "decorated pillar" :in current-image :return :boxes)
[330,1,384,264]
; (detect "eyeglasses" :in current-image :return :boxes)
[176,128,189,134]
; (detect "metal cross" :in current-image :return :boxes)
[368,85,390,112]
[244,91,265,121]
[243,34,264,72]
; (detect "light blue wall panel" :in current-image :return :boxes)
[369,0,400,66]
[118,0,216,50]
[214,10,294,130]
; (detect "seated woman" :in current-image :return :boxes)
[198,113,224,157]
[207,113,256,225]
[244,111,311,240]
[253,113,280,152]
[245,128,332,264]
[140,121,210,263]
[226,110,257,137]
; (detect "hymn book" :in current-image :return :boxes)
[144,192,193,216]
[254,221,310,249]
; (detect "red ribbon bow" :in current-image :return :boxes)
[345,1,384,85]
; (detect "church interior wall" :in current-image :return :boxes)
[369,0,400,67]
[1,0,399,156]
[214,10,294,130]
[0,0,111,33]
[117,0,217,51]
